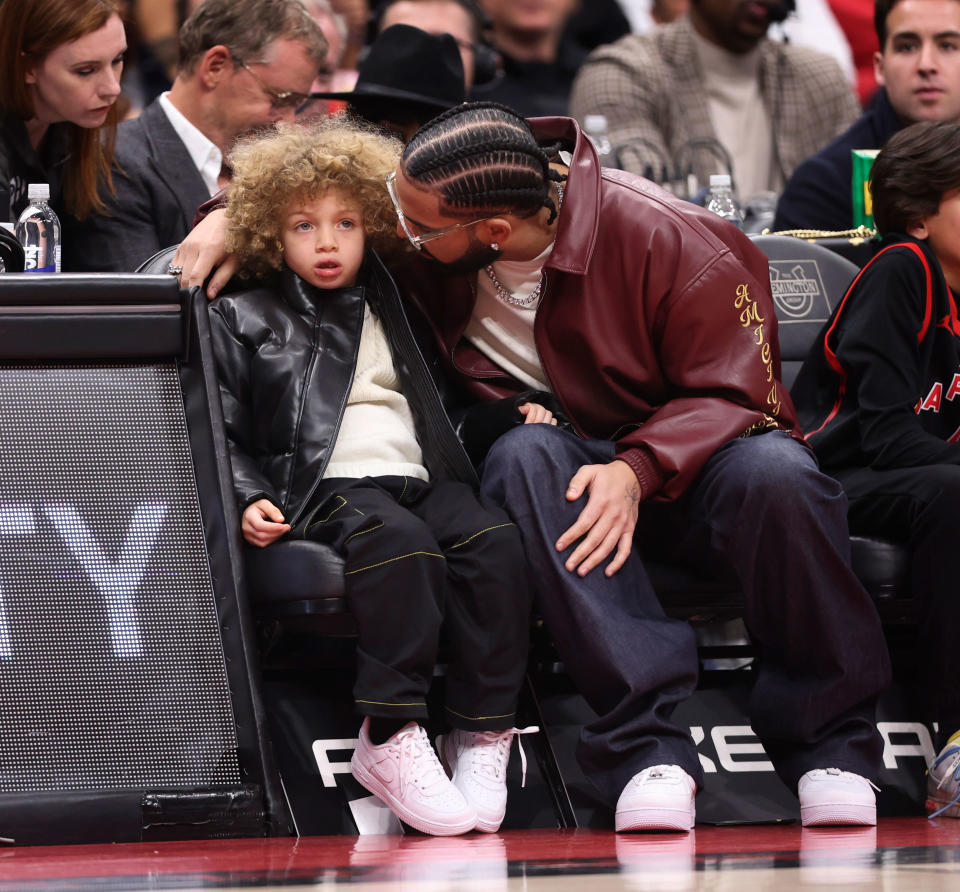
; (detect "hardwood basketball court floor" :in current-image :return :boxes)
[1,818,958,890]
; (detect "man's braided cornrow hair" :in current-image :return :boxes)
[401,102,567,224]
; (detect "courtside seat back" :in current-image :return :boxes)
[751,234,859,391]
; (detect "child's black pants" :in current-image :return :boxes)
[300,475,532,730]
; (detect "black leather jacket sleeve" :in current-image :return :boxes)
[208,301,280,509]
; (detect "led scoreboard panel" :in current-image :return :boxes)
[0,363,239,791]
[0,275,285,845]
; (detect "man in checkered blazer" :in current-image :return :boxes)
[569,0,859,205]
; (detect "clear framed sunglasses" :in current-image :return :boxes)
[385,171,495,251]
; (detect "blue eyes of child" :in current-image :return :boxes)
[293,219,358,232]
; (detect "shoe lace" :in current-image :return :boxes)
[814,767,881,792]
[928,745,960,820]
[467,726,539,788]
[396,724,446,796]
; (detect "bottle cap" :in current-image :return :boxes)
[27,183,50,202]
[583,114,608,133]
[709,174,732,188]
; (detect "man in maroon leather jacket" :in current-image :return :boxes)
[388,102,891,831]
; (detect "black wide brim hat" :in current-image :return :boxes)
[311,24,466,114]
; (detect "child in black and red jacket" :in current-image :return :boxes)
[792,120,960,819]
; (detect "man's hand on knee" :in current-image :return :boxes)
[556,460,640,577]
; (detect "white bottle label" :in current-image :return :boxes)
[22,245,54,273]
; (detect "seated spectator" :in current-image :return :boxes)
[63,0,326,272]
[469,0,587,117]
[209,119,540,835]
[775,0,960,232]
[0,0,126,223]
[388,102,889,832]
[791,120,960,818]
[373,0,490,90]
[309,25,466,141]
[569,0,859,204]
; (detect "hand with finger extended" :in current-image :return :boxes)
[518,401,558,426]
[555,460,641,578]
[171,208,238,299]
[242,498,291,547]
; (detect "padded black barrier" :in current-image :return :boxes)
[0,274,185,359]
[0,274,291,845]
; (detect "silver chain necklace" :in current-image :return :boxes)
[484,182,564,309]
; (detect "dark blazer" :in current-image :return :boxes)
[773,89,903,232]
[62,99,210,272]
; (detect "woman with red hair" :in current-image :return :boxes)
[0,0,126,221]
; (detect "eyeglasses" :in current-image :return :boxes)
[385,171,495,251]
[237,59,311,112]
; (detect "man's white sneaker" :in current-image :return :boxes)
[798,768,877,827]
[351,718,477,835]
[437,726,539,832]
[927,731,960,819]
[615,765,696,832]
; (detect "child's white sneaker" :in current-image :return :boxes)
[351,718,477,835]
[927,731,960,819]
[437,726,539,832]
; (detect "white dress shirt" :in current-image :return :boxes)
[158,92,223,197]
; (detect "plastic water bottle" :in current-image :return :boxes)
[583,114,613,166]
[16,183,61,273]
[705,174,744,228]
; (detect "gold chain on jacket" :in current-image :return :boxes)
[761,225,877,243]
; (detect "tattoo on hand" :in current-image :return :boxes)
[626,483,640,505]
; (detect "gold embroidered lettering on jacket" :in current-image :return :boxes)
[735,283,781,416]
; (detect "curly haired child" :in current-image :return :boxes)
[208,118,543,835]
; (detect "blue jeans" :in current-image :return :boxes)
[482,426,891,803]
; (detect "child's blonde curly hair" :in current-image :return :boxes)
[225,117,403,278]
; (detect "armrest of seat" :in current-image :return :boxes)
[244,539,346,611]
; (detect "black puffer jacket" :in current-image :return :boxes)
[208,252,479,527]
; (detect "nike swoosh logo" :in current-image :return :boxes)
[371,757,397,786]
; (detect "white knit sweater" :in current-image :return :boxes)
[323,303,428,481]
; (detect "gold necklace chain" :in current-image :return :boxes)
[484,182,564,309]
